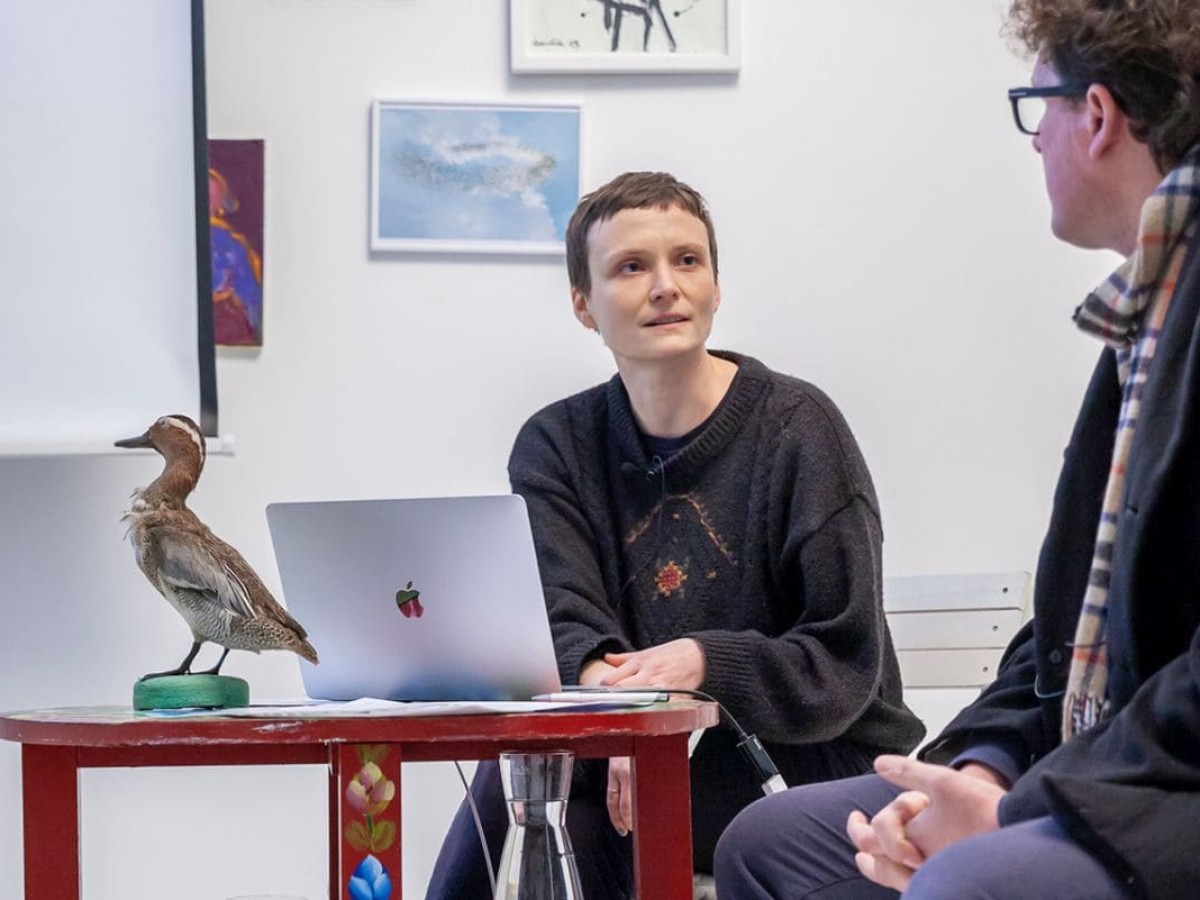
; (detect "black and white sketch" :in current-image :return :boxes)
[511,0,741,73]
[597,1,679,53]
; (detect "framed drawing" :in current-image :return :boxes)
[370,100,582,254]
[511,0,741,74]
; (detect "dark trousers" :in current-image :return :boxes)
[713,773,1133,900]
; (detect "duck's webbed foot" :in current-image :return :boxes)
[140,641,202,681]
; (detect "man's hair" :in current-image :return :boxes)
[1006,0,1200,171]
[565,171,718,296]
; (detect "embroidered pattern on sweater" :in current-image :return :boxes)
[623,493,737,566]
[655,560,688,597]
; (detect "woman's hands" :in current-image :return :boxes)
[601,637,705,690]
[582,638,706,834]
[606,756,634,835]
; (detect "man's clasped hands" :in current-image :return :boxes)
[849,757,1010,892]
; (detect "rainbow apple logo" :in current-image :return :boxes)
[395,580,424,618]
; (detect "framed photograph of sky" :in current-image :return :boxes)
[370,100,582,254]
[510,0,741,74]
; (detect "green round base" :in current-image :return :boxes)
[133,674,250,711]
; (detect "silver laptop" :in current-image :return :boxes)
[265,494,562,702]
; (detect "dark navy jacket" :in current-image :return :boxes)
[921,237,1200,898]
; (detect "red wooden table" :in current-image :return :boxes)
[0,701,717,899]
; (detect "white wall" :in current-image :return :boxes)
[0,1,1120,897]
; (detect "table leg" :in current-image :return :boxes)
[21,744,80,900]
[630,733,693,899]
[328,756,340,900]
[333,743,403,900]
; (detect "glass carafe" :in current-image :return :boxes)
[493,750,584,900]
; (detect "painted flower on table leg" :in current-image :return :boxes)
[346,760,396,818]
[344,746,397,900]
[349,853,392,900]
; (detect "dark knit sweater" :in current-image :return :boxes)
[508,352,924,842]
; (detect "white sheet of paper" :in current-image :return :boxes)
[140,696,655,718]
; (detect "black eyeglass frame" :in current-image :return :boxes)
[1007,84,1089,135]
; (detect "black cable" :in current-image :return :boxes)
[453,760,497,896]
[656,688,788,795]
[562,686,789,795]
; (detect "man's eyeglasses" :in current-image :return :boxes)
[1007,85,1088,136]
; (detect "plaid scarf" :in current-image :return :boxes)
[1064,147,1200,740]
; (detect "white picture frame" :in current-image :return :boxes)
[510,0,741,74]
[370,100,582,254]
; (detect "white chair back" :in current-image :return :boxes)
[884,571,1032,741]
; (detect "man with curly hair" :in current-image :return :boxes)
[714,1,1200,898]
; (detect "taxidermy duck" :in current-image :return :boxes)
[116,414,319,680]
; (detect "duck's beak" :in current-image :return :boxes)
[114,430,153,449]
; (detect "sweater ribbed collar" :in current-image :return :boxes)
[606,350,770,482]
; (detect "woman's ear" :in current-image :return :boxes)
[571,287,596,330]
